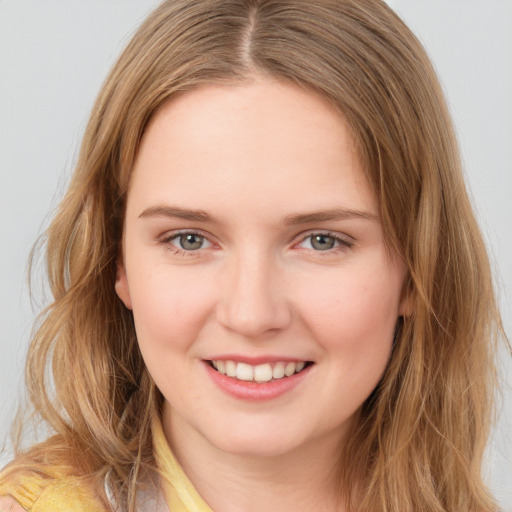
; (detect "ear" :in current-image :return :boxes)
[398,278,414,317]
[115,261,133,310]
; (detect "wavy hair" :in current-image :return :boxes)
[4,1,504,510]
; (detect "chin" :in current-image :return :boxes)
[199,415,337,459]
[212,432,302,458]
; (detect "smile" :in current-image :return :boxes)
[209,360,312,383]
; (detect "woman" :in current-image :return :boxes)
[0,1,505,511]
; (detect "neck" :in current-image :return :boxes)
[161,406,348,512]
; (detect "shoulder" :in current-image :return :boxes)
[0,495,26,511]
[0,458,106,512]
[0,496,27,512]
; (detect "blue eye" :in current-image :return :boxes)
[169,232,211,251]
[299,233,352,251]
[309,234,336,251]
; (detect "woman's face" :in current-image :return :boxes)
[116,78,408,458]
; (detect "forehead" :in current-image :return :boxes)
[128,78,375,221]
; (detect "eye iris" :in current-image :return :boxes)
[311,234,335,250]
[180,234,204,250]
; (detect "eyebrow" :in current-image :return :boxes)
[282,208,379,225]
[139,205,215,222]
[138,205,379,224]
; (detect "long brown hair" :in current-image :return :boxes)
[4,1,504,510]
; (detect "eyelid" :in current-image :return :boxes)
[170,232,212,248]
[159,229,218,255]
[157,228,355,256]
[160,227,215,241]
[294,230,355,250]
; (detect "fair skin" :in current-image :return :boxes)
[114,77,409,512]
[1,78,407,512]
[0,496,25,512]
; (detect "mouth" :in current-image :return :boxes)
[207,360,314,383]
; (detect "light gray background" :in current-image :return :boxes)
[1,1,511,509]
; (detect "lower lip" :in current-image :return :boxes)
[204,362,312,401]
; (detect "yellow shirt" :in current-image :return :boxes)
[0,417,213,512]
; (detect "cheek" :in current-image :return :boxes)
[128,263,217,352]
[297,265,402,417]
[297,263,401,362]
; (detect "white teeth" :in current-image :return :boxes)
[225,360,236,377]
[211,360,308,382]
[216,360,226,375]
[272,362,285,379]
[236,362,254,381]
[254,364,273,383]
[284,362,296,377]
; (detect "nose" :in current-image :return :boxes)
[215,249,293,339]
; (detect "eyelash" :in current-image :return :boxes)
[160,231,213,256]
[297,231,354,254]
[159,230,354,257]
